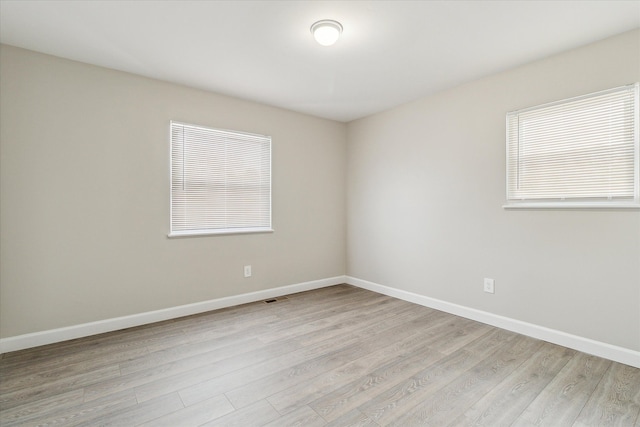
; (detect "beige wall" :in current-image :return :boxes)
[2,30,639,353]
[347,29,640,351]
[0,45,347,338]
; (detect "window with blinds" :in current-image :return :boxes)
[505,83,639,208]
[169,121,272,236]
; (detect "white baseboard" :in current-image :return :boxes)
[4,274,638,368]
[346,276,640,369]
[0,276,346,354]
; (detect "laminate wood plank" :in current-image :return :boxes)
[85,335,302,403]
[572,362,640,426]
[377,313,495,361]
[0,332,174,380]
[311,327,518,423]
[277,286,389,316]
[257,297,408,349]
[262,405,326,427]
[264,308,472,416]
[423,317,495,356]
[173,287,372,345]
[137,394,235,427]
[266,316,455,415]
[0,339,149,383]
[139,310,392,406]
[275,291,411,348]
[199,399,281,427]
[175,332,364,408]
[119,333,260,376]
[176,299,427,408]
[382,336,544,427]
[169,287,365,345]
[256,295,407,345]
[226,314,436,408]
[451,342,576,426]
[142,314,279,354]
[5,389,138,427]
[0,332,139,368]
[0,389,84,426]
[159,302,281,334]
[170,295,371,348]
[511,352,613,427]
[324,409,379,427]
[225,309,450,409]
[250,287,376,330]
[137,286,371,355]
[294,300,437,349]
[355,331,533,426]
[283,284,363,306]
[75,392,184,427]
[0,320,171,371]
[0,357,122,395]
[280,284,356,305]
[308,339,451,422]
[0,364,121,412]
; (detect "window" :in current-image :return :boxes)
[505,83,639,209]
[169,121,272,236]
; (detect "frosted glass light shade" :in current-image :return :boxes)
[311,20,343,46]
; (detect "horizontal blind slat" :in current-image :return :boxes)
[170,121,271,233]
[506,83,639,204]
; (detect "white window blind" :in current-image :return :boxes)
[170,121,272,236]
[505,83,639,208]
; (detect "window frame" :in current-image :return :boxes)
[168,121,273,237]
[504,83,640,210]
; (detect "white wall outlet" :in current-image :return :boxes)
[484,278,495,294]
[244,265,252,278]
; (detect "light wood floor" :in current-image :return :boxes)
[1,284,639,426]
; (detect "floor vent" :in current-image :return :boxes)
[264,296,288,304]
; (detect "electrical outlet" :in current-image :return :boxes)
[244,265,252,278]
[484,278,495,294]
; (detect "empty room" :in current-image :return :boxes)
[1,1,639,426]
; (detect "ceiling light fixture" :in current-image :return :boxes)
[310,19,343,46]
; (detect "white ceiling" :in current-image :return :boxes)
[1,1,639,122]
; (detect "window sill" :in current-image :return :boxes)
[168,227,274,238]
[503,202,640,210]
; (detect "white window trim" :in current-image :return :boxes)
[503,202,640,210]
[168,121,273,237]
[504,83,640,210]
[168,227,274,238]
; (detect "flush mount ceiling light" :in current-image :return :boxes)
[310,19,343,46]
